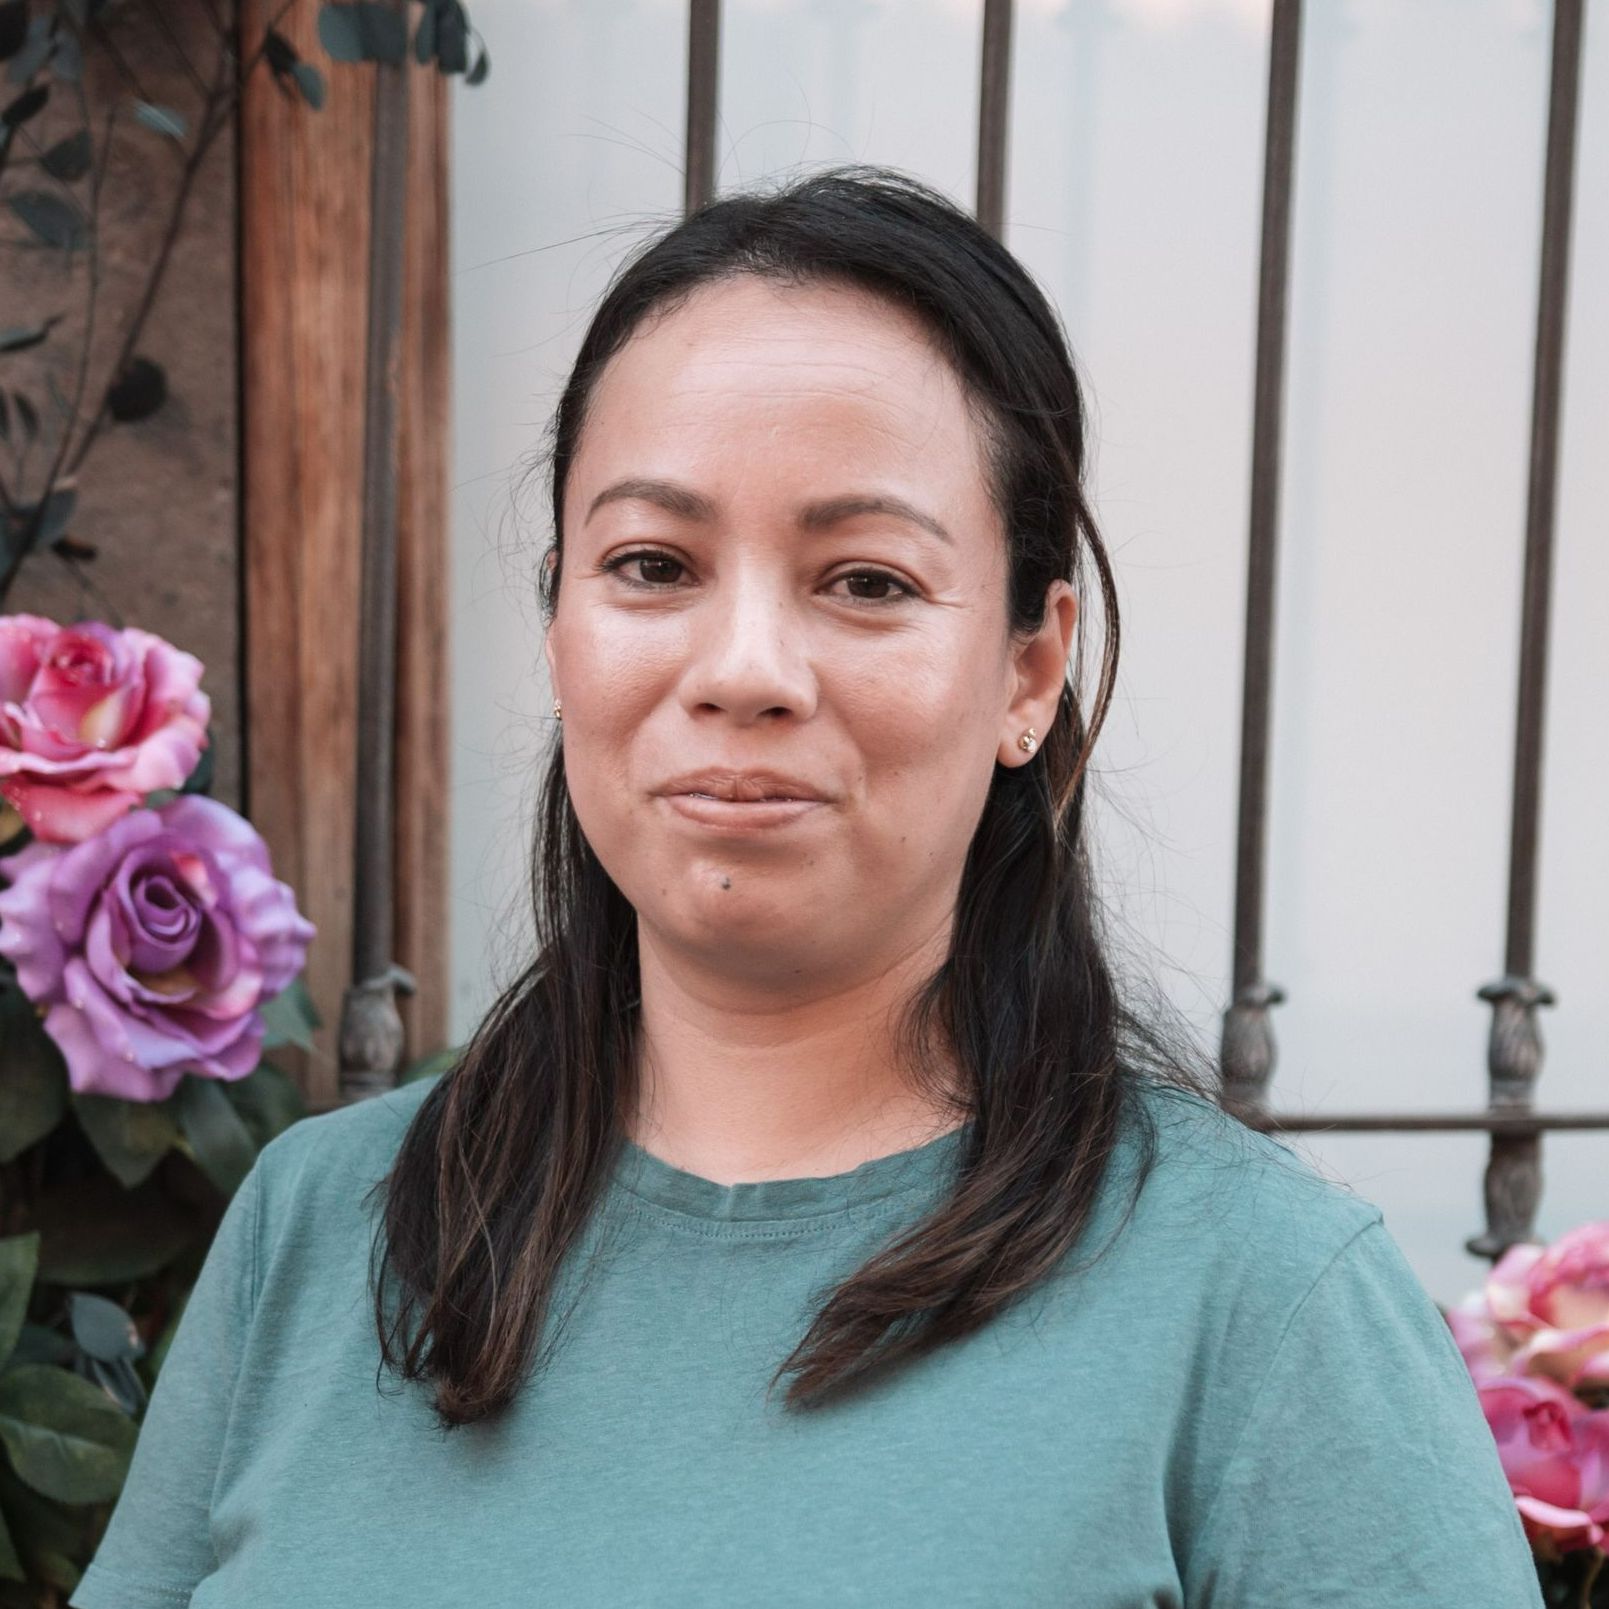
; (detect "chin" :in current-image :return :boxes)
[649,867,830,943]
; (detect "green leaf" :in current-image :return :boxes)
[33,1548,83,1594]
[0,1234,38,1368]
[71,1090,180,1190]
[34,485,75,546]
[0,1456,91,1581]
[0,82,46,128]
[31,1173,198,1287]
[4,17,52,85]
[361,1,408,64]
[0,1500,20,1582]
[220,1061,307,1149]
[80,1354,144,1418]
[6,191,89,252]
[131,100,185,140]
[263,26,298,74]
[319,2,407,65]
[9,1324,71,1368]
[0,3,28,66]
[104,355,165,422]
[0,1363,136,1505]
[39,127,91,181]
[0,987,68,1164]
[65,1294,142,1365]
[0,313,62,353]
[434,0,467,72]
[317,2,364,60]
[177,1076,257,1196]
[291,60,326,108]
[259,976,320,1051]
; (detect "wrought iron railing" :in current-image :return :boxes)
[677,0,1607,1262]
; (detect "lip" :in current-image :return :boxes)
[655,769,831,804]
[660,794,825,832]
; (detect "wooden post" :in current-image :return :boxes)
[239,0,450,1110]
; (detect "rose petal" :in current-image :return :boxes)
[1514,1495,1605,1552]
[41,996,184,1102]
[0,840,69,1001]
[0,616,57,706]
[0,775,141,845]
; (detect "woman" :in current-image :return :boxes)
[71,166,1540,1609]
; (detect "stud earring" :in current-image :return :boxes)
[1017,727,1038,754]
[553,699,563,721]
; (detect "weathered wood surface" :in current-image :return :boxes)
[240,0,449,1106]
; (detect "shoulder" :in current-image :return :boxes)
[251,1070,445,1213]
[1129,1077,1383,1233]
[1095,1077,1387,1322]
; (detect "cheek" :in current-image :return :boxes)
[554,608,682,709]
[834,636,1001,758]
[835,656,1004,846]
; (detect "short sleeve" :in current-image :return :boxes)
[69,1158,262,1609]
[1184,1217,1544,1608]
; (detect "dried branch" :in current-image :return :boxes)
[135,0,211,100]
[81,17,166,139]
[0,87,117,599]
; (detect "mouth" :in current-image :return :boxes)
[656,771,831,805]
[683,790,809,803]
[659,792,827,833]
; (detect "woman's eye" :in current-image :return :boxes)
[829,570,915,605]
[599,552,914,605]
[601,551,686,588]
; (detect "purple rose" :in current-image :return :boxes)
[0,795,315,1101]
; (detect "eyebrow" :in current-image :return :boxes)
[584,477,952,545]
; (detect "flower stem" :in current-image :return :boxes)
[1581,1548,1605,1609]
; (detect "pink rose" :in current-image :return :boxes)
[1475,1373,1609,1555]
[0,615,210,845]
[1448,1223,1609,1391]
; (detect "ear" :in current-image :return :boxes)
[999,580,1077,767]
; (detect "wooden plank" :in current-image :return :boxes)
[394,66,452,1064]
[240,1,450,1104]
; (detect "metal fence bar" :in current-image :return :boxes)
[1236,1110,1609,1135]
[660,0,1606,1254]
[685,0,721,215]
[976,0,1014,239]
[1466,0,1585,1262]
[1219,0,1301,1111]
[339,0,417,1103]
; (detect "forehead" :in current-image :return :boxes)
[571,276,991,506]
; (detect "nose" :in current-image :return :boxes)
[677,565,818,725]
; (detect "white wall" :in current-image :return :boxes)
[448,0,1609,1306]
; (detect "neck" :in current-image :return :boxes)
[626,916,967,1186]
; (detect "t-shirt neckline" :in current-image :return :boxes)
[610,1119,974,1226]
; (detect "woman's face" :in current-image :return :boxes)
[547,274,1075,992]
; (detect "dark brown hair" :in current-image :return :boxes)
[368,164,1227,1429]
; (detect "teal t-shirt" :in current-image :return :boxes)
[69,1073,1541,1608]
